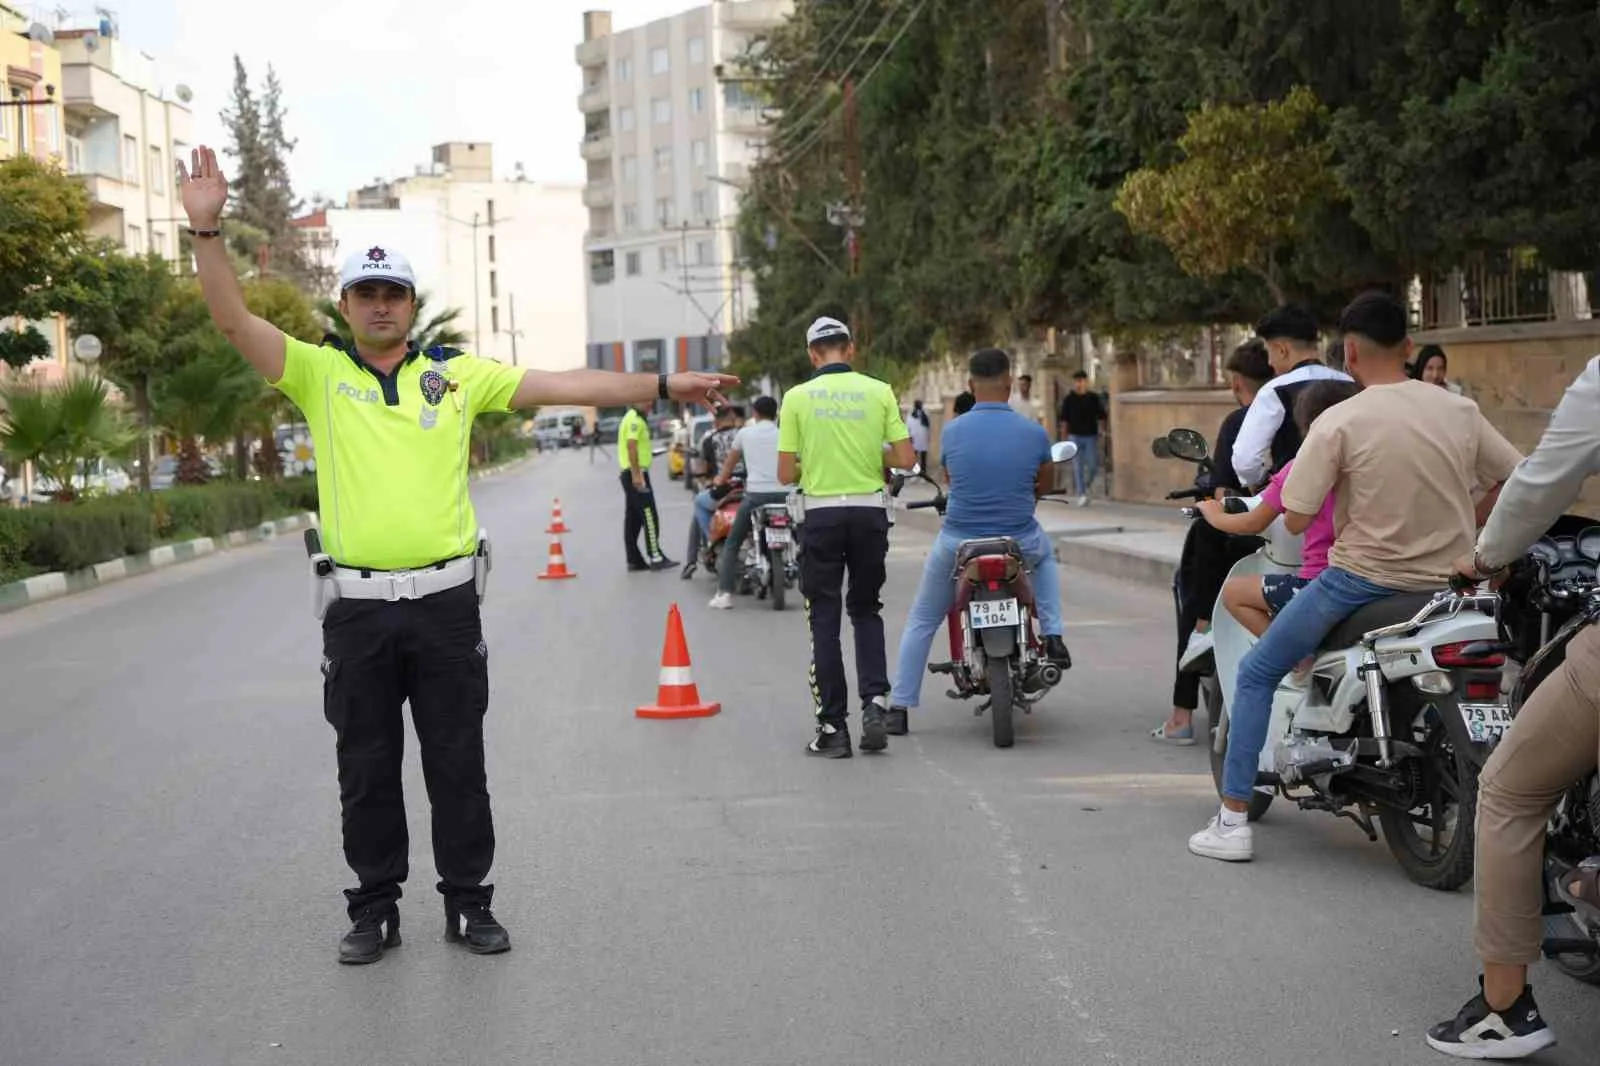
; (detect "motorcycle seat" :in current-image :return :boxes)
[954,537,1023,565]
[1317,591,1443,651]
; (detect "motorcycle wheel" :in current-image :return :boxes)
[769,549,786,610]
[1545,912,1600,985]
[1376,711,1478,892]
[987,657,1015,748]
[1201,676,1274,822]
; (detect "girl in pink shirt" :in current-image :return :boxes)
[1199,380,1361,638]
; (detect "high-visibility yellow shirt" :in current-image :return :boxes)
[778,364,909,496]
[618,408,653,472]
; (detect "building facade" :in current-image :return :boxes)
[575,1,789,377]
[297,142,588,373]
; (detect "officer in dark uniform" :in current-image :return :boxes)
[178,146,733,964]
[777,318,916,757]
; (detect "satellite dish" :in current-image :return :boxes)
[27,23,54,46]
[175,84,193,103]
[73,334,103,363]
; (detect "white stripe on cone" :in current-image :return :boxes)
[658,666,695,686]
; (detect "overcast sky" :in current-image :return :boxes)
[57,0,696,202]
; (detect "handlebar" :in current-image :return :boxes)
[1167,487,1208,501]
[905,499,943,512]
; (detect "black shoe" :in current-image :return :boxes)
[806,722,852,759]
[1045,636,1073,667]
[1425,978,1555,1059]
[649,557,678,572]
[680,560,698,579]
[444,899,511,955]
[628,561,651,572]
[885,706,909,736]
[338,905,400,965]
[860,699,889,753]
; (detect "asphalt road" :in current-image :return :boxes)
[1,451,1595,1066]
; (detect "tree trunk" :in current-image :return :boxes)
[254,428,283,481]
[176,435,210,485]
[233,434,250,480]
[133,379,153,493]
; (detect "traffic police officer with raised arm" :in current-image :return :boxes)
[778,318,915,757]
[177,146,734,965]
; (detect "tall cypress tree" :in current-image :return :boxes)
[219,57,316,291]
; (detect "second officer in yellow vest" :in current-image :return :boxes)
[778,318,915,757]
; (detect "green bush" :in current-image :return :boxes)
[0,478,322,585]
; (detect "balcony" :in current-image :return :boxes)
[721,0,791,31]
[75,170,133,213]
[583,182,615,209]
[723,107,775,135]
[575,37,608,68]
[578,82,610,113]
[580,131,612,160]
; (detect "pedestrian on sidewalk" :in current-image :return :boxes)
[1057,371,1106,505]
[908,401,931,470]
[177,146,733,966]
[779,317,915,757]
[619,402,675,571]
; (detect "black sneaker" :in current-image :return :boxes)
[338,905,400,965]
[860,699,889,753]
[806,722,852,759]
[885,706,909,736]
[1425,978,1555,1059]
[444,899,511,955]
[649,557,678,572]
[1045,636,1072,667]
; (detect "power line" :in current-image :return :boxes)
[787,0,878,104]
[766,0,908,155]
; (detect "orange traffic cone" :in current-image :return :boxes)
[635,605,721,719]
[546,499,571,534]
[536,532,578,581]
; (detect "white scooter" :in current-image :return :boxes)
[1165,428,1511,891]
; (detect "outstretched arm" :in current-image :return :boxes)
[511,368,734,412]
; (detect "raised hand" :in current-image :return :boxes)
[667,372,740,410]
[175,146,229,230]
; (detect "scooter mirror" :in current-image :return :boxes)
[1152,437,1174,459]
[1166,428,1209,463]
[1050,440,1079,464]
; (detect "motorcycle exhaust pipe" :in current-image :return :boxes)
[1038,662,1062,688]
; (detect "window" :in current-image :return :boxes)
[66,136,84,174]
[486,200,496,225]
[619,106,635,131]
[491,306,500,334]
[653,146,673,171]
[149,146,164,194]
[489,270,499,299]
[655,198,676,227]
[691,139,708,169]
[688,88,705,114]
[590,250,615,285]
[695,240,713,266]
[488,234,497,262]
[650,47,669,74]
[47,107,60,154]
[688,36,705,64]
[652,97,671,125]
[152,230,167,258]
[615,57,632,83]
[622,204,639,231]
[625,251,642,276]
[122,134,139,183]
[621,155,638,182]
[127,223,144,253]
[0,93,8,140]
[691,190,709,219]
[659,245,680,272]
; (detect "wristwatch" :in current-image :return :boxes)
[186,227,221,239]
[657,372,669,400]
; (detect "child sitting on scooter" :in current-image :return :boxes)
[1198,380,1361,653]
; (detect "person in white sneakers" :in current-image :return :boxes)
[709,396,794,609]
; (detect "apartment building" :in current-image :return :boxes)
[576,0,790,378]
[296,142,587,372]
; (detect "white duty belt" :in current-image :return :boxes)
[331,556,476,601]
[802,491,887,511]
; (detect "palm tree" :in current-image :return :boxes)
[317,290,472,351]
[0,372,138,502]
[150,350,262,485]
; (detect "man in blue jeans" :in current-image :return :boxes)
[1188,291,1522,862]
[886,348,1072,736]
[1057,371,1106,505]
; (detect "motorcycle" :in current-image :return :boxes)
[1164,426,1508,891]
[1491,517,1600,983]
[741,500,799,610]
[889,440,1078,748]
[700,479,746,574]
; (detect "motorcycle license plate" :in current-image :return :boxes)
[765,528,790,547]
[970,598,1019,630]
[1459,702,1513,744]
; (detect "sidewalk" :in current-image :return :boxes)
[894,484,1186,589]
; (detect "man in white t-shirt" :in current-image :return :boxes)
[709,395,796,609]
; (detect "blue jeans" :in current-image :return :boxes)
[1221,566,1399,801]
[693,489,717,539]
[890,524,1063,708]
[1070,435,1100,496]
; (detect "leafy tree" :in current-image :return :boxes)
[151,347,260,485]
[316,291,471,350]
[0,372,137,502]
[220,57,315,289]
[0,156,90,369]
[1116,87,1347,304]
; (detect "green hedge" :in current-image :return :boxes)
[0,477,318,584]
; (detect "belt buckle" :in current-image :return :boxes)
[387,569,418,601]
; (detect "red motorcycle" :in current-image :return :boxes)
[891,440,1078,748]
[701,479,746,573]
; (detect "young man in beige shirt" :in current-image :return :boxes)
[1187,290,1522,864]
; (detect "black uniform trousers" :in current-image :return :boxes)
[619,470,666,567]
[800,506,891,726]
[320,581,494,919]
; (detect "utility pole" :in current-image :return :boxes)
[471,210,482,350]
[827,77,868,364]
[505,292,523,366]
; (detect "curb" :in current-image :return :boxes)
[1053,535,1179,590]
[0,454,535,616]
